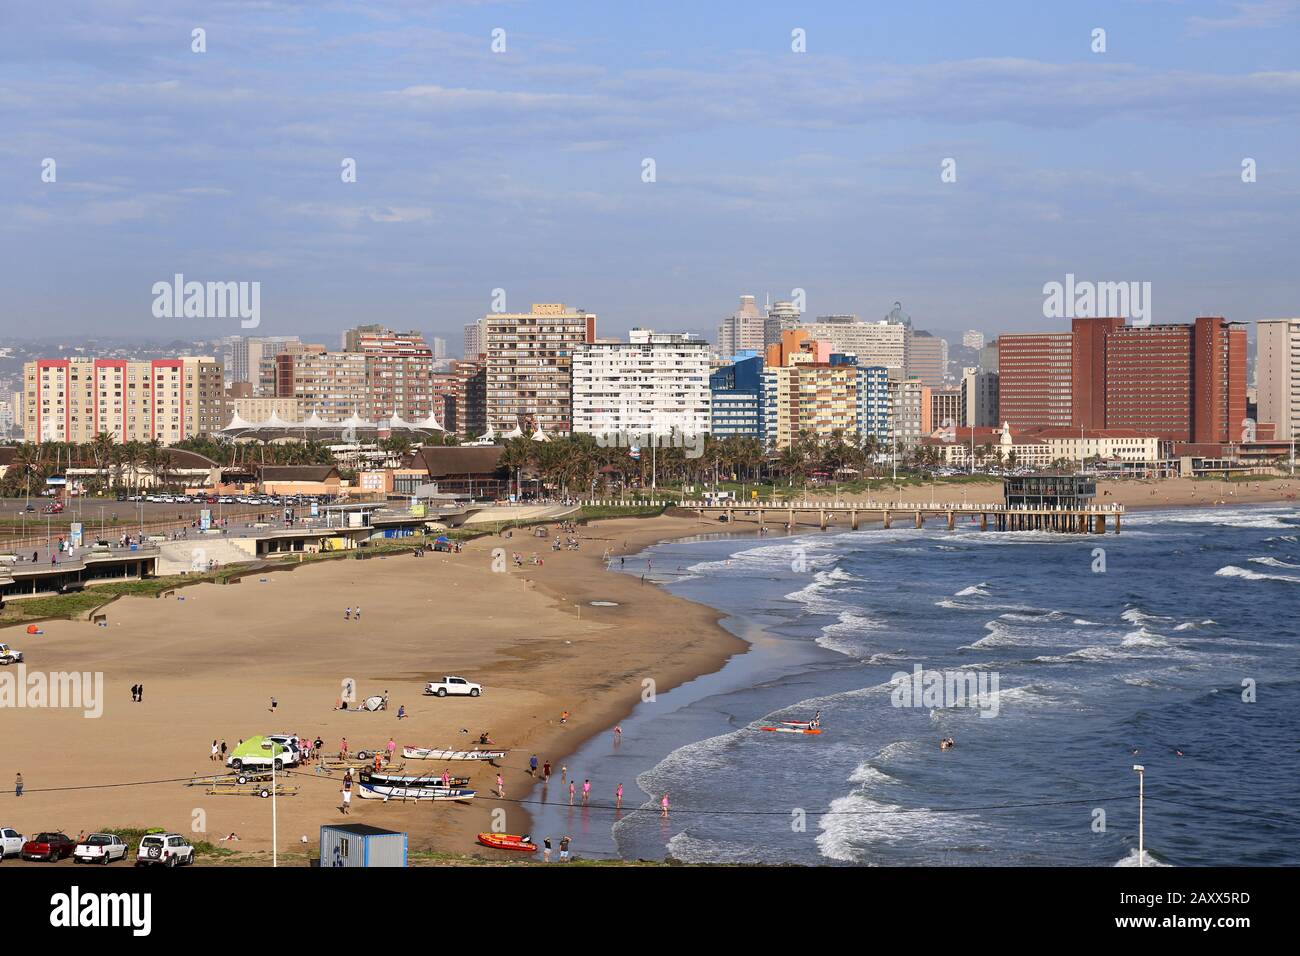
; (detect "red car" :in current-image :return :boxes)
[21,831,75,861]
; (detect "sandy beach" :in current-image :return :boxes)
[1,475,1295,865]
[0,514,744,863]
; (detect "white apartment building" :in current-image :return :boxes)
[571,329,711,443]
[764,299,803,346]
[1256,318,1300,441]
[962,330,986,350]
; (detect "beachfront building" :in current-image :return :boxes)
[963,330,986,350]
[995,331,1073,428]
[709,353,765,438]
[229,396,303,423]
[760,344,859,450]
[463,318,486,359]
[23,356,226,444]
[272,347,369,421]
[889,377,931,450]
[344,325,436,421]
[855,365,892,444]
[922,424,1165,469]
[716,295,767,360]
[1256,318,1300,441]
[571,329,711,445]
[485,303,596,435]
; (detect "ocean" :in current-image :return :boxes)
[525,504,1300,866]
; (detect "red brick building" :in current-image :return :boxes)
[993,332,1073,428]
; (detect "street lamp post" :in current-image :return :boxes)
[1133,764,1145,867]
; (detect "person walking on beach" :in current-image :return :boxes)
[441,769,451,788]
[616,783,623,809]
[568,780,575,805]
[344,607,351,621]
[529,754,538,777]
[582,779,591,805]
[340,770,353,814]
[137,684,143,702]
[542,761,551,781]
[660,793,670,818]
[496,774,505,799]
[339,737,349,760]
[386,738,396,764]
[14,773,23,797]
[269,696,278,714]
[220,740,228,762]
[355,606,361,622]
[543,837,552,863]
[211,740,219,762]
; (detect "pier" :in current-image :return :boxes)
[677,500,1123,534]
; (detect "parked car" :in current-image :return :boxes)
[0,827,24,860]
[135,833,194,867]
[424,675,482,698]
[22,832,75,861]
[0,644,23,665]
[41,501,64,514]
[74,833,129,864]
[266,734,303,766]
[226,735,291,771]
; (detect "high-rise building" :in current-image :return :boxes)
[485,303,596,434]
[962,368,1000,428]
[24,356,225,444]
[856,365,892,445]
[906,330,948,387]
[1192,315,1248,444]
[709,353,764,439]
[889,377,931,449]
[930,386,965,434]
[764,300,803,347]
[1256,318,1300,440]
[571,329,711,442]
[463,319,486,359]
[794,319,907,373]
[344,325,436,421]
[761,360,858,449]
[995,332,1073,428]
[716,295,766,359]
[962,330,986,350]
[225,336,300,389]
[273,349,368,421]
[1070,317,1126,430]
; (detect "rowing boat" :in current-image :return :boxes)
[477,833,537,852]
[760,726,822,735]
[357,783,476,802]
[360,770,471,788]
[779,720,820,728]
[403,747,508,761]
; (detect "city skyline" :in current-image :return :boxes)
[3,0,1299,343]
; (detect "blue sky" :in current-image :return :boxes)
[1,0,1298,345]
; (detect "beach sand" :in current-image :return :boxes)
[0,515,743,864]
[2,476,1294,865]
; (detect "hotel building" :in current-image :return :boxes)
[709,353,765,439]
[995,332,1074,428]
[794,318,907,374]
[716,295,767,360]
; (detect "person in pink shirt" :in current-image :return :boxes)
[385,738,396,764]
[496,774,505,798]
[441,769,451,788]
[616,783,623,809]
[660,792,669,818]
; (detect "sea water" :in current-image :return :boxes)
[525,504,1300,866]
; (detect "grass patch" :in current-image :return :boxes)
[97,826,238,859]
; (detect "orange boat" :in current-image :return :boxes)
[476,832,537,853]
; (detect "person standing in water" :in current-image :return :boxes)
[616,783,623,809]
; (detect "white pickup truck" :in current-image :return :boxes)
[423,676,482,698]
[0,644,23,666]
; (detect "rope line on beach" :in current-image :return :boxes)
[0,774,208,795]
